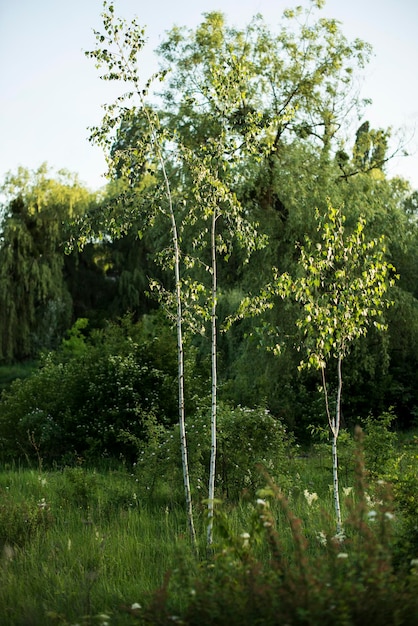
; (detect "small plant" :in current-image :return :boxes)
[0,489,54,548]
[361,408,398,477]
[60,467,98,511]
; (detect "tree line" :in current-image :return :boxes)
[0,1,417,482]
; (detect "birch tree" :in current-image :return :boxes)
[84,2,199,544]
[277,201,396,531]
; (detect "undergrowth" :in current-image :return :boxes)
[0,426,417,624]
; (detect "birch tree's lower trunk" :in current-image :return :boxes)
[163,160,196,547]
[322,358,343,534]
[332,356,343,534]
[207,209,218,546]
[172,216,196,547]
[332,430,342,533]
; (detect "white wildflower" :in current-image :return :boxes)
[337,552,349,559]
[131,603,142,610]
[240,532,250,548]
[343,487,353,497]
[317,531,327,546]
[367,510,377,521]
[333,530,346,543]
[304,489,318,506]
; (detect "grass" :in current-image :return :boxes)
[0,431,417,625]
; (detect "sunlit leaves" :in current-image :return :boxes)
[276,200,397,370]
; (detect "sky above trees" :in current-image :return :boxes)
[0,0,417,191]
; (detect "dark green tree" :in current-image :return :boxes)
[0,165,95,361]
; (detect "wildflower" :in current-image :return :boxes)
[343,487,353,497]
[367,510,377,521]
[304,489,318,506]
[410,559,418,568]
[37,498,48,510]
[337,552,349,559]
[131,603,142,610]
[333,530,346,543]
[256,498,267,507]
[240,532,250,548]
[317,530,327,546]
[385,511,395,521]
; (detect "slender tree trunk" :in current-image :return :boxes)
[332,357,343,533]
[142,102,197,545]
[322,361,343,533]
[207,208,218,546]
[331,431,342,533]
[164,164,197,547]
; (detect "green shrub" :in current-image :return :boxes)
[361,409,398,477]
[0,316,187,465]
[134,403,295,504]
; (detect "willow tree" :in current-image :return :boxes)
[0,165,93,361]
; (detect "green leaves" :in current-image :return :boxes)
[277,200,397,370]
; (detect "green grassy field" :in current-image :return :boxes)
[1,431,418,625]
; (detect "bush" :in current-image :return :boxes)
[134,403,295,504]
[0,489,54,548]
[0,315,186,465]
[361,409,398,477]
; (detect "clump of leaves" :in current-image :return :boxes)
[133,403,295,505]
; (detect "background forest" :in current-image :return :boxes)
[0,0,417,465]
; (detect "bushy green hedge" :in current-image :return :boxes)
[133,403,295,504]
[0,316,186,465]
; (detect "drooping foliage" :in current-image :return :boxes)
[0,165,95,361]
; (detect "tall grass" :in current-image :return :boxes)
[0,429,417,625]
[0,468,199,625]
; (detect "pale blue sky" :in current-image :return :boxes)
[0,0,417,191]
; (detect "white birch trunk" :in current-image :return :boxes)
[165,168,197,547]
[207,209,218,546]
[332,356,343,533]
[141,101,196,546]
[322,360,343,533]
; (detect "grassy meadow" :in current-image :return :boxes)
[1,426,418,625]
